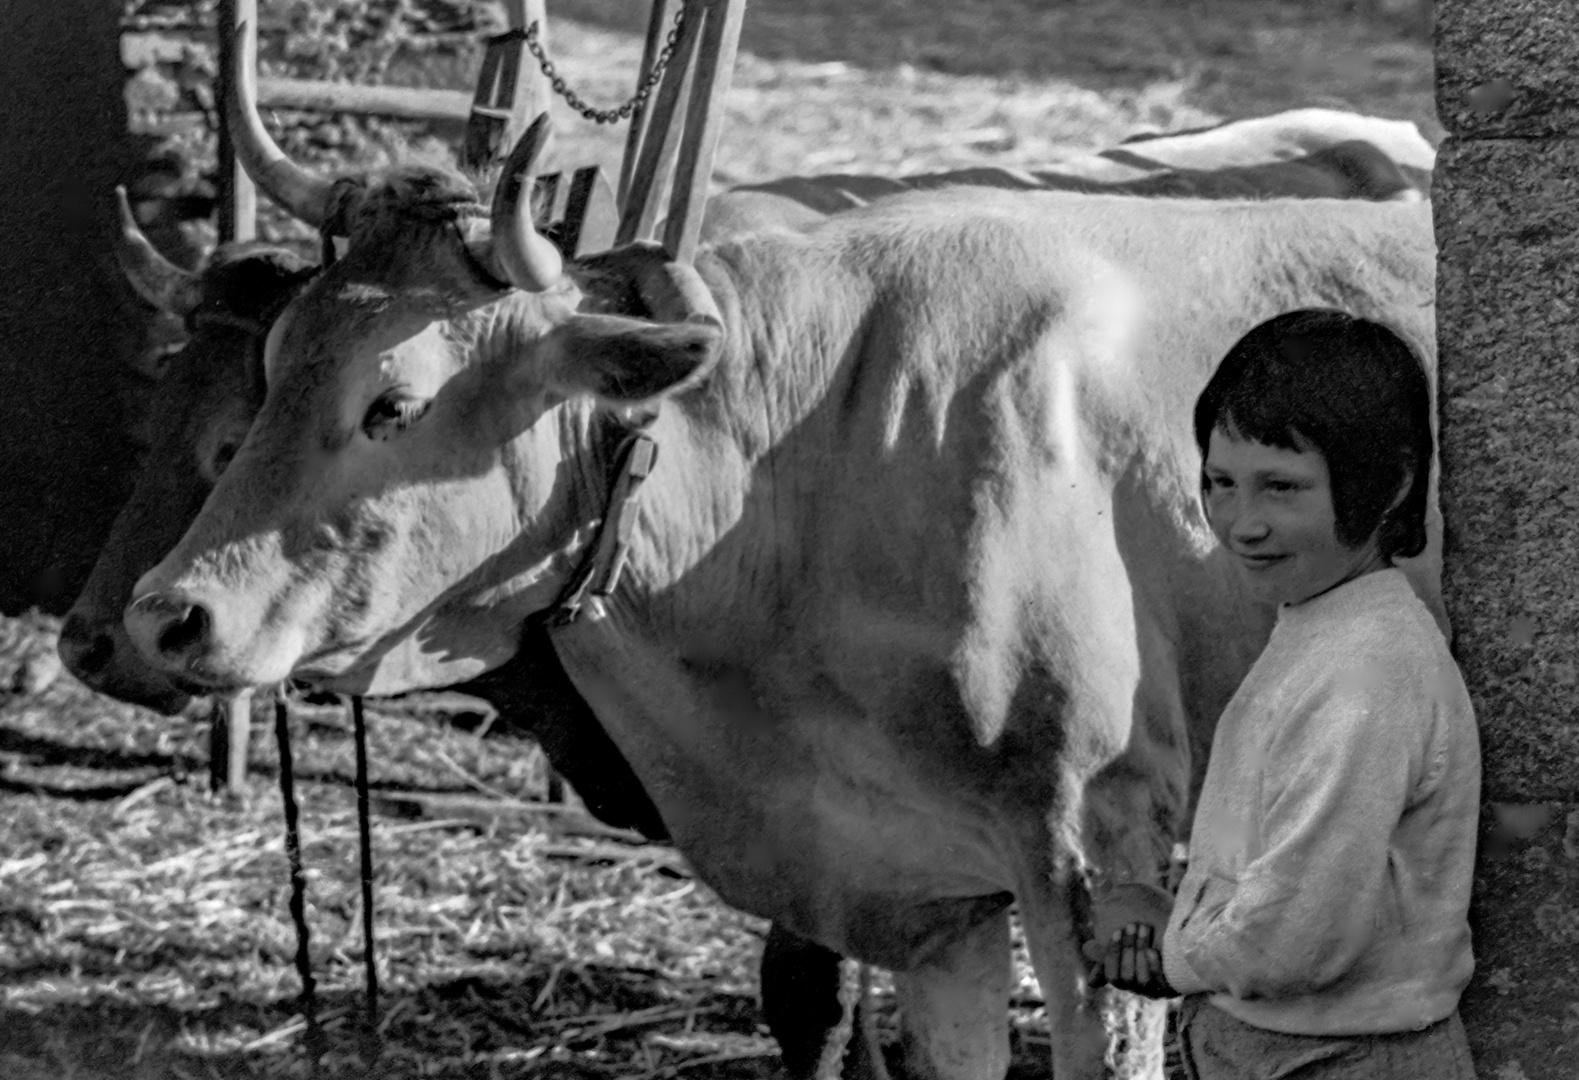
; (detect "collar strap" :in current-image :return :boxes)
[528,426,659,629]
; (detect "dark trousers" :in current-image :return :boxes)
[1178,995,1477,1080]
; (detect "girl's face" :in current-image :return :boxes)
[1203,427,1387,607]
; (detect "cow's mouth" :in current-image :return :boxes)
[161,664,256,698]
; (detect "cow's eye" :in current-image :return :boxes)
[362,393,431,441]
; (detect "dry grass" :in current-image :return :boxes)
[1,640,772,1079]
[0,617,1079,1079]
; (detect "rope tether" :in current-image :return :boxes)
[350,693,382,1066]
[273,692,326,1073]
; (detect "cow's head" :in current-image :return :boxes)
[122,32,724,697]
[58,188,316,713]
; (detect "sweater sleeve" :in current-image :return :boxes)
[1164,659,1424,1001]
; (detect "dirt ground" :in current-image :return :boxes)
[5,1,1437,1076]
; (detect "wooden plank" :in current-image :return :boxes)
[562,166,619,256]
[618,0,678,211]
[461,0,549,170]
[215,0,256,242]
[662,0,745,264]
[257,77,474,123]
[614,0,705,246]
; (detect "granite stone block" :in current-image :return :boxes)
[1433,136,1579,800]
[1460,802,1579,1077]
[1436,0,1579,139]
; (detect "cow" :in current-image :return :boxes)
[66,190,672,833]
[57,192,319,715]
[119,71,1441,1076]
[702,107,1432,239]
[62,108,1437,715]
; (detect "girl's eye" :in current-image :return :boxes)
[212,442,240,477]
[1264,480,1297,494]
[362,393,431,441]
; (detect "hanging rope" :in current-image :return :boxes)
[273,691,326,1074]
[350,693,383,1066]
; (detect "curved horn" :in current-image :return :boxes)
[113,186,201,316]
[225,21,334,228]
[477,113,564,292]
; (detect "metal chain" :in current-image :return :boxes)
[523,5,688,125]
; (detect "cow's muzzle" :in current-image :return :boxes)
[60,609,195,714]
[124,590,219,680]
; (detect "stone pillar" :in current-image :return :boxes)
[0,5,146,613]
[1435,3,1579,1076]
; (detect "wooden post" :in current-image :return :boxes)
[614,2,705,246]
[615,0,746,256]
[210,0,253,776]
[662,0,745,264]
[215,0,257,242]
[618,0,678,211]
[208,690,253,791]
[462,0,550,171]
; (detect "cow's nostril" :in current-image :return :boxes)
[77,633,115,675]
[60,614,116,677]
[156,603,212,661]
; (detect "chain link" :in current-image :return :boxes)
[523,5,688,126]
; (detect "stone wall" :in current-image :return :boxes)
[1435,0,1579,1074]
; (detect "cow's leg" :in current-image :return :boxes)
[889,909,1011,1080]
[1016,760,1176,1080]
[1015,857,1111,1080]
[761,923,879,1080]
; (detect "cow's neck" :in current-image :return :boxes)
[546,244,858,657]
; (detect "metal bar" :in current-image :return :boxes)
[618,0,677,210]
[215,0,257,241]
[662,0,745,263]
[615,1,704,246]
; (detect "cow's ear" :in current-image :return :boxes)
[548,312,722,405]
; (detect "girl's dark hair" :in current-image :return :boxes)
[1192,309,1433,561]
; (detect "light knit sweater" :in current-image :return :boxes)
[1161,568,1480,1035]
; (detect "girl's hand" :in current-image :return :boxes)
[1082,922,1178,999]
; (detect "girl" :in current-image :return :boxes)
[1088,309,1480,1078]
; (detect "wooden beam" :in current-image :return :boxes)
[208,691,253,792]
[215,0,256,242]
[615,0,705,246]
[562,166,619,256]
[462,0,550,171]
[662,0,745,264]
[258,77,474,124]
[618,0,678,211]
